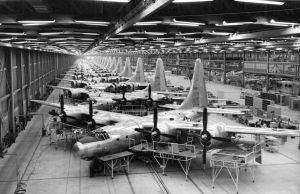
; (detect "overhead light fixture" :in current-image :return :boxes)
[235,0,284,5]
[210,30,231,36]
[270,19,299,26]
[0,38,12,41]
[130,37,147,40]
[176,32,197,36]
[39,31,64,35]
[72,32,99,36]
[0,32,25,36]
[96,0,130,2]
[50,38,68,41]
[145,31,166,36]
[80,38,94,41]
[74,20,110,26]
[17,19,55,23]
[264,23,289,27]
[173,0,213,2]
[22,23,50,26]
[183,37,195,41]
[216,20,255,26]
[173,18,205,26]
[134,21,162,26]
[81,32,100,36]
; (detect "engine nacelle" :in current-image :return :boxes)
[201,124,227,149]
[70,80,78,88]
[68,90,86,99]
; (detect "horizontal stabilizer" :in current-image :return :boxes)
[46,85,71,91]
[31,100,60,109]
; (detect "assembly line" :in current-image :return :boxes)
[2,57,295,194]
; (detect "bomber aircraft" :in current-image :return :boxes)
[71,59,296,166]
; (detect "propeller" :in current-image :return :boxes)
[60,95,67,123]
[88,100,96,130]
[146,85,153,107]
[134,108,178,141]
[199,108,231,167]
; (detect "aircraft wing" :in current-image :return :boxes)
[208,98,227,101]
[92,110,139,125]
[47,85,72,91]
[56,78,75,82]
[88,85,107,90]
[159,105,245,114]
[225,125,300,137]
[168,121,300,137]
[205,108,245,115]
[31,100,61,109]
[159,104,181,109]
[156,91,188,96]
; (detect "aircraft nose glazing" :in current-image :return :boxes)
[73,142,85,157]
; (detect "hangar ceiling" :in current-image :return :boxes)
[1,0,300,55]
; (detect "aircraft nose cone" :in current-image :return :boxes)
[73,142,84,157]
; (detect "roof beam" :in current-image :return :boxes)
[140,27,300,50]
[84,0,174,54]
[26,0,49,13]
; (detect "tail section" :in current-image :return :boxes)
[113,57,123,74]
[127,57,146,82]
[119,57,132,77]
[109,57,117,72]
[151,58,168,91]
[104,57,111,70]
[178,59,208,109]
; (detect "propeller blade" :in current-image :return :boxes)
[203,107,207,133]
[148,85,151,99]
[211,137,232,143]
[134,128,151,134]
[153,107,157,130]
[89,100,93,120]
[60,95,64,113]
[202,145,207,165]
[122,86,125,99]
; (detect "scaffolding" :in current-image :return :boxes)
[210,142,263,194]
[95,151,135,179]
[129,139,197,180]
[48,119,87,150]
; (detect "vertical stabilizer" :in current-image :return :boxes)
[119,57,132,77]
[112,57,123,74]
[178,59,208,109]
[127,57,145,82]
[109,57,117,71]
[151,58,168,91]
[105,57,112,69]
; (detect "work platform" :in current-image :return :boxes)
[210,142,263,194]
[130,139,197,180]
[91,151,135,179]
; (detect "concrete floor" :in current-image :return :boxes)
[1,73,300,194]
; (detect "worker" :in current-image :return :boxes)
[48,117,62,137]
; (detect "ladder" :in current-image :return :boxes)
[185,129,195,145]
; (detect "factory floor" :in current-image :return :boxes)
[1,73,300,194]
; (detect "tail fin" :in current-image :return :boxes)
[105,57,111,70]
[178,59,208,109]
[109,57,117,71]
[150,58,168,91]
[127,57,145,82]
[119,57,132,77]
[113,57,123,74]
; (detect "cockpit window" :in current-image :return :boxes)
[91,130,110,140]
